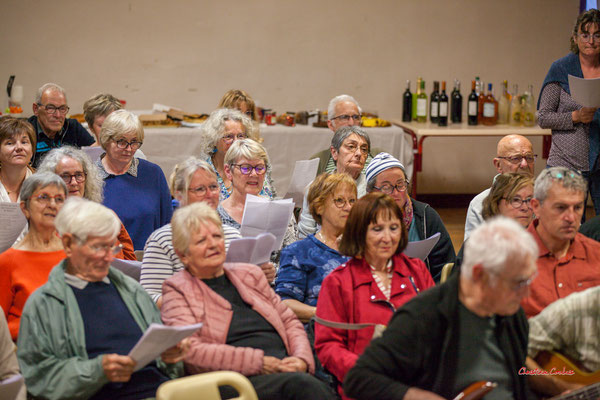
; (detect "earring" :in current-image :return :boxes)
[212,147,218,154]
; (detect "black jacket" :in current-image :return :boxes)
[344,273,533,400]
[411,198,456,282]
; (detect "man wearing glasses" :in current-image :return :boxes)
[521,166,600,318]
[28,83,94,167]
[464,134,536,239]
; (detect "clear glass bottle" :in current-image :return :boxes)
[509,84,522,126]
[498,80,510,125]
[522,84,536,127]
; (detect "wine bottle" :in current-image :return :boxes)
[450,79,463,123]
[498,80,510,124]
[522,84,536,127]
[468,80,478,125]
[402,80,412,122]
[438,81,449,126]
[416,80,427,123]
[509,84,522,126]
[477,80,486,123]
[412,77,422,121]
[430,81,440,123]
[482,83,498,126]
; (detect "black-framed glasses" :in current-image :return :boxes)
[38,103,70,115]
[502,196,532,209]
[34,193,66,205]
[115,139,143,150]
[578,32,600,42]
[332,114,362,123]
[233,164,267,175]
[222,133,247,144]
[59,172,86,184]
[332,197,356,208]
[497,154,537,165]
[188,184,220,195]
[374,180,409,194]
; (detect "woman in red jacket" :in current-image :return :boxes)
[314,192,435,399]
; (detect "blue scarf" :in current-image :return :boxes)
[538,52,600,171]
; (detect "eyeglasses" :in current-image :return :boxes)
[578,32,600,42]
[222,133,247,144]
[374,180,409,194]
[188,184,220,195]
[244,110,254,118]
[74,235,123,256]
[233,164,267,175]
[548,168,581,180]
[496,154,537,165]
[37,103,70,115]
[342,142,369,155]
[59,172,86,184]
[34,193,66,205]
[502,196,532,209]
[332,197,356,208]
[114,139,143,150]
[332,114,362,123]
[492,270,538,292]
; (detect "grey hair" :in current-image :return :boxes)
[224,138,269,167]
[534,166,587,203]
[99,109,144,150]
[35,83,66,104]
[461,216,538,281]
[171,202,223,256]
[83,93,123,128]
[20,171,67,209]
[331,126,371,152]
[55,197,120,243]
[327,94,362,120]
[169,157,217,203]
[37,146,104,203]
[200,108,258,155]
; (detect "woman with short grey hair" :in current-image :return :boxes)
[0,172,67,340]
[201,108,274,199]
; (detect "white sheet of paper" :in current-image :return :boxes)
[0,374,24,400]
[129,322,202,371]
[568,74,600,107]
[0,203,27,253]
[81,146,104,163]
[240,195,294,250]
[111,259,142,281]
[404,232,440,260]
[284,158,320,206]
[226,232,276,265]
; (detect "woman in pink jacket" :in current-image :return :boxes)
[161,202,334,400]
[314,193,435,399]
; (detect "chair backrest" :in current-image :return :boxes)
[156,371,258,400]
[440,262,454,283]
[134,250,144,261]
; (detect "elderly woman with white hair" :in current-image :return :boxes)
[0,172,67,341]
[161,202,334,400]
[17,197,186,400]
[96,109,172,250]
[38,146,136,260]
[201,108,275,200]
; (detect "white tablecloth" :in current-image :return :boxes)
[141,124,413,196]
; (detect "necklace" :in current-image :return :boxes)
[317,231,341,249]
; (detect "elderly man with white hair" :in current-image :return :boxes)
[28,83,95,167]
[344,217,538,400]
[17,197,186,400]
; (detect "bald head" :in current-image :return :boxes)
[493,135,535,176]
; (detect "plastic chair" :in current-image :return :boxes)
[156,371,258,400]
[440,263,454,283]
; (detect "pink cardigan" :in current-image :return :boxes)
[161,263,315,376]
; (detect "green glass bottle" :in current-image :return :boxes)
[416,80,428,123]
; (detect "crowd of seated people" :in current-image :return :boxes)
[2,81,600,400]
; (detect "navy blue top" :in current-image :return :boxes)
[275,235,349,307]
[70,280,168,400]
[100,158,173,250]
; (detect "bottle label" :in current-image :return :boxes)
[468,101,477,116]
[431,103,439,117]
[483,103,495,117]
[417,99,427,116]
[439,103,448,117]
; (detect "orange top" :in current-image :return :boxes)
[117,223,136,261]
[0,248,66,340]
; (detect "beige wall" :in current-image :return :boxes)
[1,0,579,193]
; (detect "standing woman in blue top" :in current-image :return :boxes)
[538,8,600,215]
[96,110,172,250]
[275,173,356,323]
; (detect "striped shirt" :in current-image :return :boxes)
[528,285,600,372]
[140,223,241,303]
